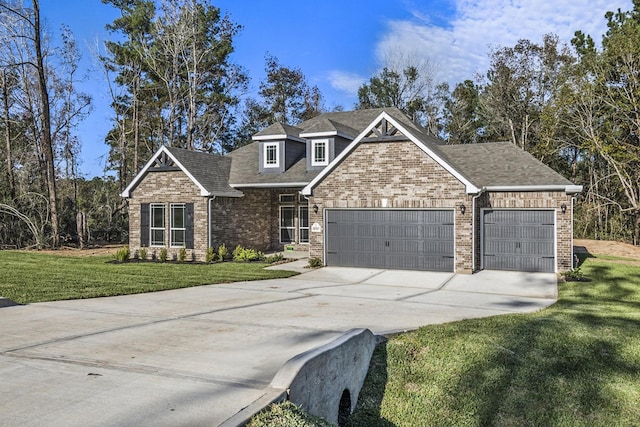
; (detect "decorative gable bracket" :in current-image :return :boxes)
[361,118,409,142]
[152,151,179,171]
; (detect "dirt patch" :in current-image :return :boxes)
[574,239,640,260]
[19,245,121,257]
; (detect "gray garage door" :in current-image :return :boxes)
[483,210,555,273]
[325,209,454,271]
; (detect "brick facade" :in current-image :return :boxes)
[308,139,474,272]
[128,170,208,261]
[308,139,575,273]
[211,187,309,253]
[129,171,309,260]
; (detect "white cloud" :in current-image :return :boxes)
[378,0,633,86]
[327,70,367,95]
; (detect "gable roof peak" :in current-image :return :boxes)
[121,145,243,198]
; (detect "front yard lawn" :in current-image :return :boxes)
[251,253,640,427]
[0,251,297,304]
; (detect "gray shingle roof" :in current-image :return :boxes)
[253,122,302,139]
[226,142,320,186]
[166,147,243,196]
[439,142,574,187]
[254,108,390,140]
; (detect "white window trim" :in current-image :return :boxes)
[170,203,186,248]
[311,139,329,166]
[299,205,309,244]
[264,142,279,168]
[150,203,165,247]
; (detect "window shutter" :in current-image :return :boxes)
[185,203,194,249]
[140,203,150,247]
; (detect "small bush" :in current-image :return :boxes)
[139,247,148,261]
[206,247,215,263]
[177,247,187,262]
[308,257,323,268]
[232,244,264,262]
[114,246,130,263]
[564,266,588,282]
[217,243,229,262]
[265,253,284,264]
[159,248,168,262]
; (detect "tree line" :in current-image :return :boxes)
[1,0,639,248]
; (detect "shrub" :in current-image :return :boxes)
[205,247,215,263]
[114,246,130,263]
[564,266,588,282]
[265,253,284,264]
[139,247,148,261]
[177,247,187,262]
[232,245,264,262]
[159,248,168,262]
[308,257,323,268]
[217,243,228,262]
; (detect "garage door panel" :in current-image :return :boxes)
[326,209,454,272]
[483,209,555,273]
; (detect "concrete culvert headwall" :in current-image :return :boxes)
[270,328,378,426]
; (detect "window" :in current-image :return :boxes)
[280,206,295,243]
[170,204,186,247]
[311,139,328,166]
[279,194,296,203]
[150,204,165,246]
[264,142,279,167]
[299,206,309,243]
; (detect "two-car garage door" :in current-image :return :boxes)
[325,209,454,272]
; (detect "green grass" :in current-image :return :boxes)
[0,251,297,303]
[254,255,640,426]
[247,401,333,427]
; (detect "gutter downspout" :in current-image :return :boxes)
[471,190,484,273]
[208,196,216,249]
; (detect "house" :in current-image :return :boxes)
[121,107,582,273]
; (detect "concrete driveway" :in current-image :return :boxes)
[0,267,557,426]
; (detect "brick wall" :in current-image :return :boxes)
[211,187,309,253]
[309,139,473,272]
[129,170,208,261]
[211,188,271,251]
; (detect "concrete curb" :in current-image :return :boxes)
[220,328,379,426]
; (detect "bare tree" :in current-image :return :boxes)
[0,0,60,246]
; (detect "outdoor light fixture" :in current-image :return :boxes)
[313,204,319,214]
[561,203,567,214]
[459,204,466,215]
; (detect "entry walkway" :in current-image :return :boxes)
[0,268,557,426]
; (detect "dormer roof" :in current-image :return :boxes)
[252,122,305,142]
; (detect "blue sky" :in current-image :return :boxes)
[39,0,631,178]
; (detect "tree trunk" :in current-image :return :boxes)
[33,0,60,248]
[2,70,15,199]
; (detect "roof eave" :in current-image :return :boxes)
[231,182,309,189]
[482,184,583,194]
[252,134,306,143]
[299,131,353,140]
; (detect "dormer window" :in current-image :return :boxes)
[264,143,279,168]
[311,139,328,166]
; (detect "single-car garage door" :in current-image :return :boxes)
[483,209,555,273]
[325,209,454,271]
